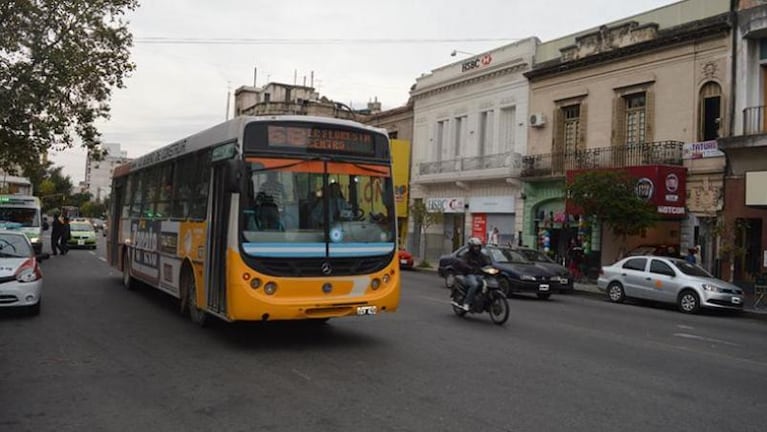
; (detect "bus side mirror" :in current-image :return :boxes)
[224,159,246,193]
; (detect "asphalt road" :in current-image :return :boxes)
[2,235,767,432]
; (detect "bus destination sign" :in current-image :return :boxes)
[266,126,375,155]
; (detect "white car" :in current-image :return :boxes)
[0,229,44,315]
[598,255,744,314]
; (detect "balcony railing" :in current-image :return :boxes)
[743,105,766,136]
[418,152,521,176]
[520,140,684,178]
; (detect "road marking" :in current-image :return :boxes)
[292,369,311,381]
[89,251,96,255]
[98,257,107,262]
[676,324,695,330]
[673,332,740,347]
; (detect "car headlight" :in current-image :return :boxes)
[702,284,722,293]
[29,237,40,244]
[520,274,537,281]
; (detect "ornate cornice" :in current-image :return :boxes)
[411,62,529,101]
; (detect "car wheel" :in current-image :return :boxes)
[678,290,700,314]
[607,282,625,303]
[444,270,456,289]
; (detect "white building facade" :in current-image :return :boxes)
[85,143,130,201]
[409,38,538,261]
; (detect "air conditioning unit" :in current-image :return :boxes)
[529,113,546,127]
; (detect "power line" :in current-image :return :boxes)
[133,37,521,46]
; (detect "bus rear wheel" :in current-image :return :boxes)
[181,267,207,327]
[122,250,137,290]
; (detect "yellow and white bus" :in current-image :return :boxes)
[107,116,400,325]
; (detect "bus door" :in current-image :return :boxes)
[108,179,125,267]
[204,162,230,316]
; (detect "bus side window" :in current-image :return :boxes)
[172,156,195,219]
[189,150,211,220]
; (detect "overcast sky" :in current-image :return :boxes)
[52,0,678,184]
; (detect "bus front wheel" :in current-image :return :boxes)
[180,266,207,327]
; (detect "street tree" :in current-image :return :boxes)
[409,199,444,267]
[567,170,657,238]
[0,0,138,174]
[37,165,73,212]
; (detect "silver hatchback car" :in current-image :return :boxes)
[598,256,744,314]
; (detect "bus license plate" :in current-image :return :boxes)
[357,306,377,316]
[539,284,550,292]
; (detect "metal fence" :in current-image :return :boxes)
[520,141,685,178]
[418,152,521,176]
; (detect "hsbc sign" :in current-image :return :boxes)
[461,54,493,72]
[425,197,465,213]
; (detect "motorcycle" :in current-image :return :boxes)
[450,266,510,325]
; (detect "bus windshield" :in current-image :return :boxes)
[0,207,39,227]
[241,158,396,258]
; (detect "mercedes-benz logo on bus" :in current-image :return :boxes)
[321,262,332,275]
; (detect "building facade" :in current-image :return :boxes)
[363,101,415,244]
[234,82,368,121]
[84,143,131,201]
[409,38,538,262]
[523,0,732,269]
[717,0,767,283]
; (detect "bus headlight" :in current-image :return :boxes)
[264,282,277,295]
[371,278,381,290]
[250,278,262,289]
[382,274,391,284]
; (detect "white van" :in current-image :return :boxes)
[0,195,45,255]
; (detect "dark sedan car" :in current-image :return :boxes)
[514,247,573,293]
[438,246,557,300]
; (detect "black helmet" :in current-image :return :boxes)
[467,237,482,252]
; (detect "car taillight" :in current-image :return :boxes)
[15,257,41,283]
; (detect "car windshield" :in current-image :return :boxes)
[0,207,39,227]
[517,248,554,263]
[487,247,530,264]
[70,223,93,232]
[0,233,32,258]
[241,159,396,258]
[671,259,713,278]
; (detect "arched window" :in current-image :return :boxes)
[699,82,722,141]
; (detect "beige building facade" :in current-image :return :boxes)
[523,0,731,269]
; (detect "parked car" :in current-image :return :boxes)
[598,256,744,314]
[514,247,574,293]
[0,229,45,315]
[398,248,414,270]
[67,221,97,249]
[438,245,558,300]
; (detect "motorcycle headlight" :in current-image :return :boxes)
[702,284,722,293]
[520,274,537,281]
[484,267,499,275]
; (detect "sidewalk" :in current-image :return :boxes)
[573,280,767,318]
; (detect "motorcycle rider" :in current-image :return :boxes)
[457,237,491,311]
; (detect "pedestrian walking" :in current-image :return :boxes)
[50,212,63,255]
[59,216,71,255]
[685,248,696,264]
